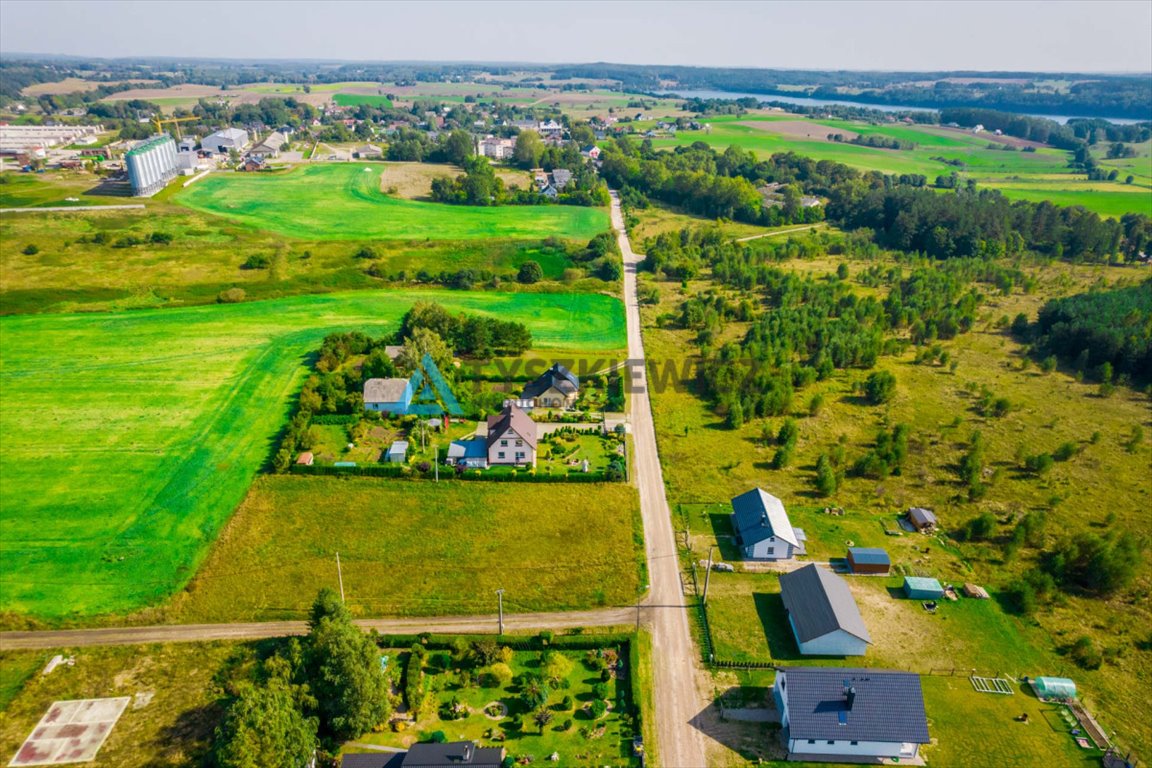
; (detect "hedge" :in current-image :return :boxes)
[310,414,360,425]
[288,464,619,483]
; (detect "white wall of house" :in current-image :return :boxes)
[534,386,577,409]
[488,428,536,466]
[743,535,794,560]
[787,738,919,759]
[788,616,869,656]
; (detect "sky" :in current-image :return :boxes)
[1,0,1150,73]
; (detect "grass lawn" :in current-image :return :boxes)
[628,201,821,244]
[171,477,643,622]
[0,172,127,208]
[0,289,625,622]
[639,253,1152,755]
[174,164,610,241]
[0,652,43,711]
[921,677,1098,767]
[349,644,636,766]
[0,642,247,766]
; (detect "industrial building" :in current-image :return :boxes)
[125,134,179,196]
[200,127,249,155]
[0,123,105,153]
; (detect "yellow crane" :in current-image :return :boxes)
[151,115,198,140]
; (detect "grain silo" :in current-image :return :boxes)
[125,134,179,196]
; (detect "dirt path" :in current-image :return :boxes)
[0,608,635,650]
[612,191,709,767]
[734,224,822,243]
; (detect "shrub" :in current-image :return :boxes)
[589,699,607,719]
[478,662,513,688]
[21,244,38,255]
[354,246,378,260]
[217,287,247,303]
[149,231,174,244]
[1024,453,1054,475]
[517,260,543,284]
[962,513,996,541]
[1070,636,1103,670]
[242,254,271,269]
[429,730,447,743]
[1052,442,1078,462]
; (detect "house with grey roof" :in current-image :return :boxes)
[779,564,871,656]
[364,377,413,415]
[341,740,505,768]
[773,667,929,762]
[521,363,580,409]
[907,507,938,532]
[486,404,537,467]
[730,488,805,560]
[550,168,573,189]
[200,127,249,155]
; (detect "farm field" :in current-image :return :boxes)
[171,477,643,622]
[331,92,393,108]
[1,171,604,315]
[175,164,609,240]
[627,201,822,243]
[651,114,1152,217]
[0,642,243,767]
[0,289,626,621]
[0,173,128,208]
[639,252,1152,757]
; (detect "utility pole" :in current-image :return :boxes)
[635,598,641,631]
[336,552,345,603]
[434,443,439,482]
[702,545,715,605]
[495,589,505,635]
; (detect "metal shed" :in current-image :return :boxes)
[902,576,945,599]
[1032,676,1077,700]
[846,547,891,575]
[386,441,408,464]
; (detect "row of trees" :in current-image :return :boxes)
[429,156,607,207]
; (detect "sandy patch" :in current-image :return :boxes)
[739,120,860,142]
[378,162,533,199]
[928,125,1048,149]
[23,77,158,96]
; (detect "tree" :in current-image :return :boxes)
[214,676,318,768]
[814,453,838,496]
[862,371,897,405]
[305,591,391,739]
[398,328,453,377]
[442,130,474,165]
[513,130,544,168]
[517,260,544,284]
[541,651,573,685]
[532,706,554,733]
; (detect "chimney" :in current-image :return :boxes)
[846,686,856,710]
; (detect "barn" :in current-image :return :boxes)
[846,547,891,575]
[902,576,945,600]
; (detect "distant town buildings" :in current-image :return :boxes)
[0,123,105,154]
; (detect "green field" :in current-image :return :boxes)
[174,478,642,622]
[652,114,1152,217]
[0,173,126,208]
[175,164,609,240]
[0,289,625,621]
[332,92,394,108]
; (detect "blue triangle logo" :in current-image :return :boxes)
[407,353,463,416]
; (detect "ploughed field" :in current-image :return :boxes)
[0,289,625,620]
[174,164,610,241]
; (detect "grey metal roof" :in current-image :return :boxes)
[779,667,930,744]
[779,564,871,644]
[847,547,891,566]
[521,363,579,400]
[388,440,408,455]
[364,377,410,404]
[908,507,937,526]
[403,741,505,767]
[486,404,537,449]
[730,488,799,547]
[341,754,405,768]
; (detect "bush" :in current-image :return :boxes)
[1052,442,1078,462]
[149,231,174,244]
[21,244,38,255]
[1024,453,1054,475]
[589,699,607,719]
[862,371,896,405]
[242,254,271,269]
[354,246,378,260]
[517,260,543,284]
[217,287,247,303]
[479,662,513,688]
[962,513,996,541]
[1070,636,1103,670]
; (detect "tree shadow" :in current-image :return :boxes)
[152,702,222,762]
[688,694,785,763]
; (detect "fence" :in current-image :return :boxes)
[289,463,618,483]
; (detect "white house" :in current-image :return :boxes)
[729,488,805,560]
[779,564,871,656]
[485,404,537,467]
[520,363,579,409]
[773,667,930,762]
[201,127,250,155]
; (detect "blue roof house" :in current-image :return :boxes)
[730,488,806,561]
[779,564,871,656]
[364,377,413,415]
[773,667,930,762]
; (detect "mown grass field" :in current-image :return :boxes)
[175,164,609,240]
[0,173,127,208]
[640,255,1152,758]
[652,113,1152,217]
[331,92,393,108]
[0,289,625,621]
[0,642,247,765]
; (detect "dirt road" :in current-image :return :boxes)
[612,191,709,767]
[0,608,635,650]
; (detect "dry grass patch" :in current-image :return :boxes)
[378,162,533,200]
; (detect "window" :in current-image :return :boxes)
[767,547,775,555]
[807,740,816,745]
[500,439,508,447]
[498,452,505,459]
[516,439,523,446]
[850,741,859,746]
[827,740,835,745]
[516,452,524,459]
